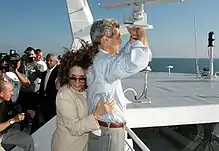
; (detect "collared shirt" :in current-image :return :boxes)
[44,65,57,91]
[86,40,152,123]
[34,60,48,92]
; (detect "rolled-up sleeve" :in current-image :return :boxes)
[104,40,152,83]
[56,91,99,136]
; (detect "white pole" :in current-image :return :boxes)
[193,15,199,75]
[209,47,214,79]
[208,31,215,79]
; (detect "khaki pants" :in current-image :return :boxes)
[88,126,125,151]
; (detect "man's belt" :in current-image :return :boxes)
[98,120,125,128]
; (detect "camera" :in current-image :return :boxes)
[25,56,35,63]
[0,50,20,72]
[21,53,35,63]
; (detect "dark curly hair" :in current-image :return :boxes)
[58,40,98,86]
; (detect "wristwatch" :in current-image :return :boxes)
[9,119,15,125]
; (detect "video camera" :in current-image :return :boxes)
[0,49,20,72]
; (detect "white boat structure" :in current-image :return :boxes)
[13,0,219,150]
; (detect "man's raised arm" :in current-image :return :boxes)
[104,28,152,83]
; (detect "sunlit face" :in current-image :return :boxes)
[68,66,86,92]
[37,52,43,61]
[102,28,122,55]
[46,55,57,69]
[0,83,13,101]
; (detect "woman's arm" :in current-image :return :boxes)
[56,90,99,136]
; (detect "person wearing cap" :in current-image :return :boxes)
[86,18,152,151]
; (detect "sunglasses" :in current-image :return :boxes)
[68,77,86,83]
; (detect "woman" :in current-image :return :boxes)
[51,48,115,151]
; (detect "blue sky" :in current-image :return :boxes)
[0,0,218,58]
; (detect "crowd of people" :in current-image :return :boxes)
[0,47,60,151]
[0,18,152,151]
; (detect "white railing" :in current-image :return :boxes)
[11,117,150,151]
[125,125,151,151]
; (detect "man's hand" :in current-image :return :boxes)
[9,61,20,73]
[127,27,148,46]
[16,61,21,70]
[12,113,25,122]
[127,26,145,37]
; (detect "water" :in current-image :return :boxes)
[150,58,219,74]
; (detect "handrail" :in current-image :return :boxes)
[215,71,219,78]
[125,125,151,151]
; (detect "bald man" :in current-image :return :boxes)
[0,81,34,151]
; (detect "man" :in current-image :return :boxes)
[0,53,32,137]
[87,19,152,151]
[39,53,58,124]
[18,47,45,108]
[17,47,43,134]
[0,81,34,151]
[19,47,44,92]
[35,49,44,61]
[35,49,47,92]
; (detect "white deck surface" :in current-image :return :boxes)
[124,72,219,128]
[13,72,219,151]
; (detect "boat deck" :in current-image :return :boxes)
[125,72,219,108]
[123,72,219,128]
[13,72,219,151]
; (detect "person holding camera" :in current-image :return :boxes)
[0,52,30,104]
[0,81,34,151]
[19,47,44,92]
[17,47,45,134]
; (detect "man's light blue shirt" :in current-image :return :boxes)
[86,40,152,123]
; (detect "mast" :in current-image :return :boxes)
[208,31,215,79]
[193,15,199,76]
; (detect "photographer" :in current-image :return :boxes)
[17,47,44,134]
[0,52,30,103]
[0,81,34,151]
[0,51,38,135]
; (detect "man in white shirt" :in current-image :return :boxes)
[87,18,152,151]
[34,49,47,92]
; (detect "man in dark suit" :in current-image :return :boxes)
[39,53,58,124]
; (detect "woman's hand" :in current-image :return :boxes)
[93,99,115,118]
